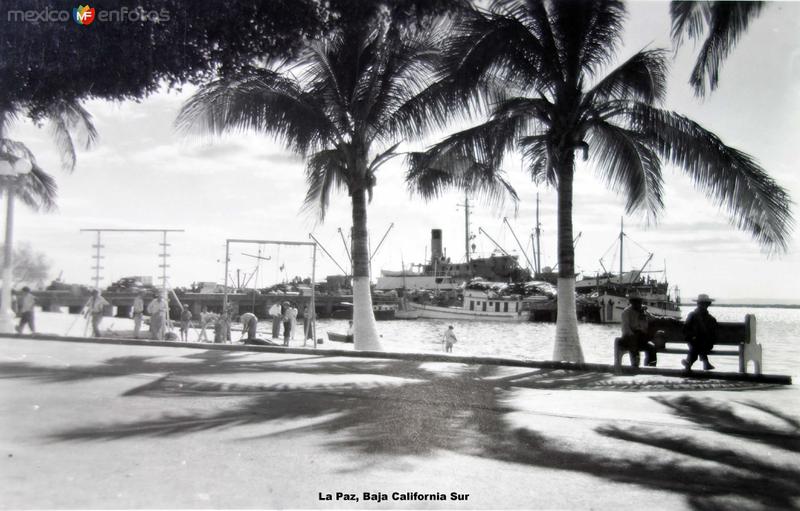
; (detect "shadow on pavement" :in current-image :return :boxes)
[595,396,800,510]
[2,350,798,510]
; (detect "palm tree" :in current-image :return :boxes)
[0,101,97,209]
[0,100,96,332]
[671,1,766,97]
[177,14,515,350]
[407,0,793,362]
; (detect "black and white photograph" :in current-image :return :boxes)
[0,0,798,509]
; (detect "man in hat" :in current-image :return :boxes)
[269,301,282,339]
[84,289,110,338]
[147,293,167,340]
[620,291,657,367]
[682,294,718,371]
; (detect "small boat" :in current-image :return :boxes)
[327,331,353,343]
[330,302,397,320]
[409,287,529,322]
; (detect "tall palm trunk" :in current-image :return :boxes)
[350,188,382,350]
[553,151,584,362]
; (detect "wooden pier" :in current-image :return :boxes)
[32,290,399,319]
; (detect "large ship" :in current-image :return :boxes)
[376,229,531,291]
[576,219,681,323]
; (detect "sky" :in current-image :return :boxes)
[7,1,800,302]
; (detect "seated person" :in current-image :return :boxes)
[620,292,657,367]
[682,294,718,371]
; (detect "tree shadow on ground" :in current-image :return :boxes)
[594,396,800,510]
[6,351,797,510]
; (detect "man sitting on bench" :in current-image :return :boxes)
[620,292,657,367]
[682,293,717,371]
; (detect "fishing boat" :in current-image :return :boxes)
[330,302,398,320]
[576,219,681,323]
[408,280,530,321]
[326,331,353,343]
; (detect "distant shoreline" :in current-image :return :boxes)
[712,303,800,309]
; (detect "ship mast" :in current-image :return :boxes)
[535,192,542,274]
[464,192,471,263]
[619,217,624,281]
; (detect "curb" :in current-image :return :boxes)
[3,333,792,385]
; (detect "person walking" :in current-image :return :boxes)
[620,292,657,367]
[85,289,110,338]
[15,287,36,334]
[682,294,718,371]
[132,291,145,338]
[269,302,282,339]
[147,294,167,340]
[443,325,457,353]
[179,306,193,342]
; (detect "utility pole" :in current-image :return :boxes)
[81,228,184,296]
[91,231,103,290]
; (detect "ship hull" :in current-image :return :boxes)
[596,293,681,323]
[408,302,529,321]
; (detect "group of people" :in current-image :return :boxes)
[620,291,718,371]
[202,301,314,345]
[10,285,718,372]
[265,301,314,345]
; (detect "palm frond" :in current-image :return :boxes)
[550,0,626,78]
[381,73,495,143]
[518,134,553,185]
[362,28,444,143]
[0,138,38,164]
[670,0,708,48]
[0,108,20,136]
[443,8,551,95]
[176,70,337,156]
[301,149,350,221]
[492,96,553,126]
[585,119,664,221]
[621,103,793,252]
[47,100,98,173]
[584,48,668,105]
[405,150,519,211]
[368,142,402,174]
[14,163,58,212]
[671,1,766,96]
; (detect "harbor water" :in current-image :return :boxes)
[310,306,800,378]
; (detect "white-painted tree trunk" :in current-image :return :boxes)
[352,276,382,350]
[553,277,584,362]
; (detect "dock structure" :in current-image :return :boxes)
[32,290,398,319]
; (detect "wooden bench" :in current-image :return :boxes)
[614,314,762,374]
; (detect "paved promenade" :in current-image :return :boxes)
[1,337,798,509]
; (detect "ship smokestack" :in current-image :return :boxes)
[431,229,443,262]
